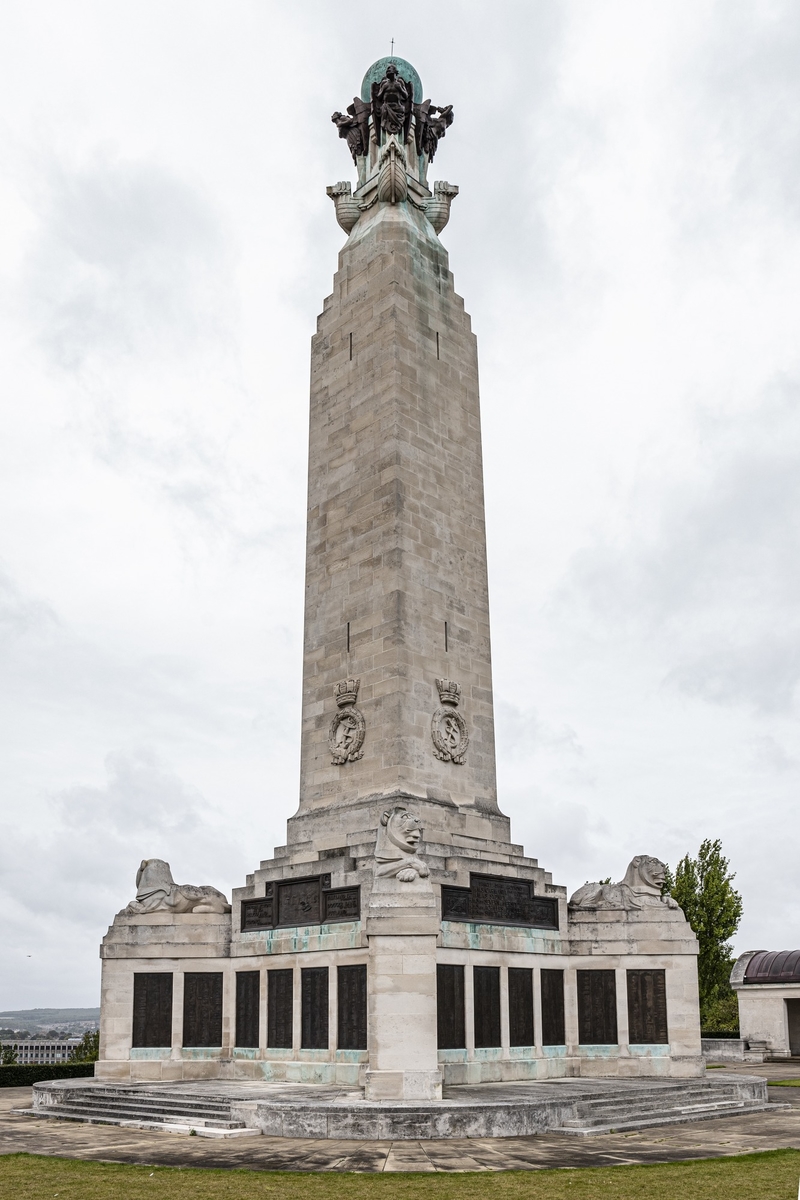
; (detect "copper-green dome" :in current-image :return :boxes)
[361,57,423,104]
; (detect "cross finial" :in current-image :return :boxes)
[390,37,394,56]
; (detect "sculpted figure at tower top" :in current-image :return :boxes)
[328,59,458,234]
[371,63,413,143]
[331,97,371,163]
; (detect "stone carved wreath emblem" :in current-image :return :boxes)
[329,677,366,764]
[431,677,469,764]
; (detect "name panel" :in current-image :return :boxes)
[441,873,559,930]
[241,875,360,932]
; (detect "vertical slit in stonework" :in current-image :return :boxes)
[349,332,353,361]
[346,622,351,653]
[444,621,448,652]
[436,332,440,360]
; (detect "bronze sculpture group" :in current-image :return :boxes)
[332,62,454,166]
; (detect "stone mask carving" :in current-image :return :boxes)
[374,806,430,883]
[121,859,231,916]
[569,855,680,911]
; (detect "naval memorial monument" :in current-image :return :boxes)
[34,58,767,1140]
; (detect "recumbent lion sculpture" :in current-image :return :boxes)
[374,806,430,882]
[569,855,680,911]
[121,859,231,916]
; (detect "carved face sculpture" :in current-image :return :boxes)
[383,808,423,854]
[624,855,667,895]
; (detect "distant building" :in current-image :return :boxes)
[732,950,800,1059]
[2,1039,81,1064]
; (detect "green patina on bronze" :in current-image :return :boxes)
[361,57,423,104]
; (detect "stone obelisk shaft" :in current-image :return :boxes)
[297,203,498,822]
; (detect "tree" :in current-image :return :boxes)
[668,838,743,1032]
[68,1030,100,1063]
[1,1045,17,1065]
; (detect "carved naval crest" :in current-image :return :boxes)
[431,677,469,764]
[329,678,366,765]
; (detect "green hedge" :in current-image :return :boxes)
[0,1063,95,1087]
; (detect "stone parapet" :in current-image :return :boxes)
[101,912,231,960]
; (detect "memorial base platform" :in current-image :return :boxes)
[28,1073,778,1140]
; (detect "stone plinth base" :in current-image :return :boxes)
[363,1068,442,1101]
[702,1038,766,1063]
[32,1074,773,1140]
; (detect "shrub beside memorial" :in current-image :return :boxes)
[0,1063,95,1086]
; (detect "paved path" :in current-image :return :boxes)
[2,1063,799,1172]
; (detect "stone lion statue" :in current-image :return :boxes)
[374,806,430,882]
[121,859,231,916]
[569,855,679,911]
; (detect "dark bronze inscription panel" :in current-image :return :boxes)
[241,898,274,931]
[472,875,531,923]
[183,972,223,1047]
[241,878,361,932]
[267,968,293,1048]
[301,967,329,1049]
[337,963,367,1050]
[531,897,559,928]
[437,963,466,1049]
[322,887,360,922]
[577,969,618,1045]
[541,968,566,1046]
[278,878,321,926]
[508,967,534,1047]
[441,886,470,919]
[235,970,260,1048]
[132,972,173,1048]
[441,874,559,930]
[627,969,668,1044]
[473,965,501,1048]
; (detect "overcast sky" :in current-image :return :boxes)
[1,1,798,1008]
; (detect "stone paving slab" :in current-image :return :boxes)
[3,1065,800,1172]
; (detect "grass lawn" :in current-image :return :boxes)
[772,1079,800,1087]
[1,1150,799,1199]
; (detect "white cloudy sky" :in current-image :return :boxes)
[1,1,798,1008]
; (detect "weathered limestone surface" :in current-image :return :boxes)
[296,197,499,830]
[567,906,702,1078]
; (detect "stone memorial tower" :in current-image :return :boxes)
[97,57,704,1098]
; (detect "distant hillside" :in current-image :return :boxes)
[0,1008,100,1030]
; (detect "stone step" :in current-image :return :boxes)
[31,1075,776,1141]
[25,1107,258,1138]
[567,1096,744,1122]
[558,1099,779,1136]
[53,1099,244,1125]
[45,1105,246,1128]
[61,1089,233,1115]
[572,1087,755,1115]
